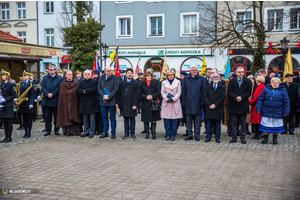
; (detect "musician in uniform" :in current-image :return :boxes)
[30,73,40,122]
[16,77,24,130]
[0,69,17,143]
[75,70,84,82]
[57,68,65,78]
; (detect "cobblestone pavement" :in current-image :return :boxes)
[1,116,300,199]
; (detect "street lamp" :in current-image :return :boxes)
[280,37,290,73]
[102,43,109,67]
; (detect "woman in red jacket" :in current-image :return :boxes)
[249,76,265,139]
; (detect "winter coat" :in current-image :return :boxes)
[282,82,299,115]
[76,78,99,114]
[181,74,206,115]
[98,75,119,107]
[227,76,252,114]
[256,84,290,119]
[41,74,63,107]
[249,83,265,124]
[161,79,182,119]
[204,82,225,120]
[117,79,140,117]
[140,81,161,122]
[223,79,231,126]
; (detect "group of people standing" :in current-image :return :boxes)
[0,64,297,145]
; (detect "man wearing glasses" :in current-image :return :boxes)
[41,64,63,136]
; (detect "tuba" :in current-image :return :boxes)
[15,82,32,110]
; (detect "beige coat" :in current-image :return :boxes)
[161,78,182,119]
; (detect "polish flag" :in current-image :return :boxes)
[265,38,275,55]
[297,42,300,48]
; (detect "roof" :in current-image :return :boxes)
[0,30,23,42]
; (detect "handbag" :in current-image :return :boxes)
[151,100,161,112]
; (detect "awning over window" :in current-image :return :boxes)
[0,39,63,58]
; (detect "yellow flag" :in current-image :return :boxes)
[160,49,169,80]
[109,50,116,62]
[201,55,207,76]
[282,48,293,83]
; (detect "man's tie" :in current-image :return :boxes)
[238,79,242,87]
[213,84,216,91]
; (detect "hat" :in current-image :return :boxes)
[254,73,258,77]
[285,73,293,78]
[57,68,65,74]
[247,75,254,79]
[138,72,143,76]
[1,69,10,76]
[23,70,32,76]
[228,72,234,79]
[93,69,100,76]
[219,73,225,77]
[19,76,23,80]
[43,71,49,75]
[180,71,188,76]
[75,70,82,75]
[120,70,125,73]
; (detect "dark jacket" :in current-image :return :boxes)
[41,74,63,107]
[30,79,40,99]
[119,75,126,82]
[117,79,140,117]
[1,81,17,108]
[294,76,300,85]
[282,82,299,115]
[76,78,99,114]
[227,76,252,114]
[264,76,271,86]
[204,82,225,120]
[256,84,290,119]
[98,75,119,107]
[18,81,35,112]
[181,74,206,115]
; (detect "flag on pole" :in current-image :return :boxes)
[110,47,118,62]
[282,48,293,82]
[135,52,141,78]
[265,38,275,55]
[224,57,231,79]
[91,55,101,78]
[113,47,120,77]
[297,42,300,48]
[160,49,169,80]
[200,55,207,76]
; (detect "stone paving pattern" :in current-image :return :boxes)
[1,116,300,199]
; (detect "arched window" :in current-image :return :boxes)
[110,57,133,70]
[144,57,163,81]
[230,56,252,76]
[268,56,300,77]
[180,57,202,73]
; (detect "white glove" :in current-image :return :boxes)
[37,95,41,100]
[0,96,5,103]
[14,98,18,102]
[0,105,4,108]
[29,104,34,109]
[34,99,38,102]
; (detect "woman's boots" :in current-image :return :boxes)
[261,134,269,144]
[261,133,278,144]
[144,122,150,139]
[151,123,156,139]
[273,134,278,145]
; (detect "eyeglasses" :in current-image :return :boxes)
[48,69,55,71]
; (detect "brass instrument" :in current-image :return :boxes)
[15,82,32,110]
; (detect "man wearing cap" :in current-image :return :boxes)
[75,70,84,82]
[41,65,63,136]
[57,68,65,78]
[282,74,299,135]
[119,70,126,82]
[16,77,24,130]
[29,73,40,122]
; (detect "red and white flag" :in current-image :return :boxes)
[297,42,300,48]
[135,52,141,78]
[265,38,275,55]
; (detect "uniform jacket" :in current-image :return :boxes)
[76,78,99,114]
[249,83,265,124]
[116,79,140,117]
[256,85,290,119]
[18,81,35,110]
[181,74,206,115]
[98,75,119,107]
[1,81,17,108]
[204,82,225,120]
[41,74,63,107]
[282,82,299,115]
[227,76,252,114]
[161,78,182,119]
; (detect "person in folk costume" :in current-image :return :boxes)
[0,69,18,143]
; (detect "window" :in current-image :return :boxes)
[268,56,300,78]
[116,15,133,38]
[46,29,54,46]
[230,56,252,77]
[147,14,164,37]
[17,2,26,19]
[180,12,199,37]
[18,32,26,42]
[64,1,72,13]
[267,10,283,31]
[45,1,54,13]
[1,3,9,20]
[290,9,300,30]
[237,12,252,32]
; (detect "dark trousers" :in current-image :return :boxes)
[83,113,96,136]
[44,106,58,132]
[284,115,295,133]
[21,113,33,135]
[18,112,23,127]
[186,114,201,137]
[32,102,37,120]
[100,106,116,135]
[42,106,45,120]
[206,119,221,140]
[230,114,247,140]
[165,119,178,137]
[124,117,135,136]
[2,118,12,139]
[296,113,300,127]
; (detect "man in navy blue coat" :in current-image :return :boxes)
[182,65,206,141]
[41,65,63,136]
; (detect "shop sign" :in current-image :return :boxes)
[21,48,30,54]
[181,57,202,71]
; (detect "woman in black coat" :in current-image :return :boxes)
[0,70,17,143]
[140,71,161,139]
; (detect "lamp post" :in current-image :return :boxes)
[280,37,290,71]
[102,43,109,67]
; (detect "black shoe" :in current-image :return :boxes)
[141,130,146,134]
[131,135,136,139]
[256,134,262,140]
[229,138,237,143]
[289,132,295,135]
[89,134,94,138]
[80,133,89,138]
[99,134,108,138]
[273,134,278,144]
[204,138,211,142]
[17,126,24,130]
[22,134,29,138]
[171,137,175,141]
[183,133,188,136]
[261,135,269,144]
[0,138,8,143]
[42,129,47,132]
[122,135,129,139]
[185,136,193,140]
[40,120,45,123]
[0,126,4,129]
[216,139,220,143]
[246,130,251,135]
[111,135,116,139]
[44,131,51,136]
[152,134,156,140]
[241,138,247,144]
[281,131,287,134]
[251,135,257,139]
[2,138,11,143]
[195,137,200,141]
[166,136,171,141]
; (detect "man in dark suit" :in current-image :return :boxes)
[227,67,252,144]
[258,69,271,86]
[282,74,299,135]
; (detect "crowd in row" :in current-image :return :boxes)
[0,64,297,145]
